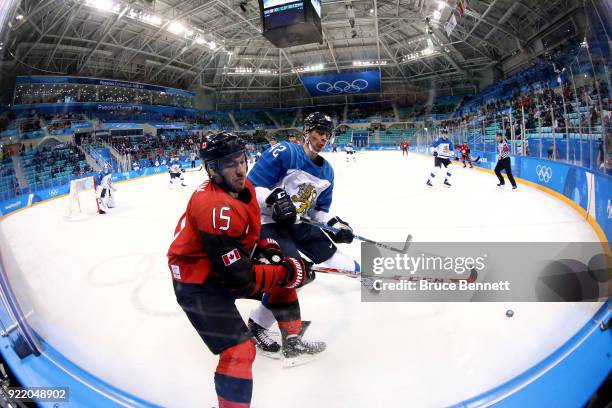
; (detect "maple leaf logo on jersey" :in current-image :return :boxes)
[291,183,317,214]
[222,249,241,266]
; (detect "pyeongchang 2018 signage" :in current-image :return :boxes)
[302,70,381,97]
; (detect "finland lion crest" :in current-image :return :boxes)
[291,183,318,214]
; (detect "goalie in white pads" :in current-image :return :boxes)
[168,162,187,188]
[426,130,455,188]
[96,170,116,214]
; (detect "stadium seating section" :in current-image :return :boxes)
[1,40,610,198]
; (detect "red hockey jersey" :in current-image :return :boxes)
[167,179,261,284]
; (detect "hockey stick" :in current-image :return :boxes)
[298,216,412,254]
[312,265,479,284]
[184,165,203,172]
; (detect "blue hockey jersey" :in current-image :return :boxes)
[248,142,334,224]
[432,138,454,158]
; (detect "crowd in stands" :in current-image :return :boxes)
[268,109,298,127]
[0,40,610,201]
[442,78,609,136]
[21,143,92,188]
[233,110,275,130]
[347,102,394,122]
[0,158,19,198]
[108,133,200,169]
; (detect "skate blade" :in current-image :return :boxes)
[282,350,325,368]
[257,349,282,360]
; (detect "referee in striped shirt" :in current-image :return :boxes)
[495,133,517,190]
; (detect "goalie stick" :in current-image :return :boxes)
[298,216,412,254]
[312,265,479,284]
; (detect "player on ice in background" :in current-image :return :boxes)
[426,130,455,188]
[96,169,116,214]
[400,140,409,156]
[247,112,360,361]
[168,162,187,188]
[168,133,315,408]
[457,141,473,168]
[345,141,356,162]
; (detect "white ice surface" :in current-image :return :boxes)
[0,151,603,407]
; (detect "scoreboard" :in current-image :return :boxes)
[259,0,322,48]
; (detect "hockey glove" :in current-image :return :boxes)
[279,257,315,289]
[327,216,354,244]
[256,237,283,264]
[265,188,297,225]
[433,151,438,157]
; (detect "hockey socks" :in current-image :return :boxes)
[215,340,255,408]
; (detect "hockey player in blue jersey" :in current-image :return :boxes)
[426,129,455,188]
[96,169,116,214]
[246,112,360,364]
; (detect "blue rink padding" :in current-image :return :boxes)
[453,300,612,408]
[466,150,612,240]
[0,323,158,407]
[0,151,610,407]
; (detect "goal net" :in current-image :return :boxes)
[65,176,99,218]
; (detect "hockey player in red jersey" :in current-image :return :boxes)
[167,132,315,408]
[400,140,409,156]
[458,141,473,168]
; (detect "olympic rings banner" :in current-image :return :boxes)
[301,70,381,96]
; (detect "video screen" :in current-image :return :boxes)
[262,0,304,30]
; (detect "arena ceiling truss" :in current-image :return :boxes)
[3,0,582,105]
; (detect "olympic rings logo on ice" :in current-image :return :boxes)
[315,79,369,94]
[536,165,552,183]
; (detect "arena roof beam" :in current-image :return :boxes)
[187,51,222,88]
[12,0,56,34]
[464,7,524,45]
[116,0,217,75]
[280,49,308,92]
[428,27,468,77]
[18,3,78,62]
[321,29,340,73]
[466,0,499,39]
[373,0,383,87]
[379,36,409,82]
[246,49,272,91]
[75,6,131,74]
[149,42,193,81]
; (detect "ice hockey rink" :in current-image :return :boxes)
[0,150,605,407]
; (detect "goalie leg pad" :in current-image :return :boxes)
[107,190,115,208]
